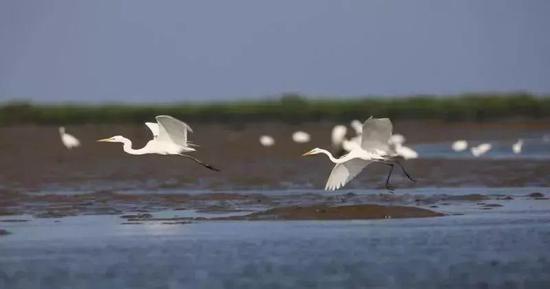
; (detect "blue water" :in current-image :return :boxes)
[2,200,550,289]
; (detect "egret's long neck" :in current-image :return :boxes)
[120,138,148,155]
[317,149,349,164]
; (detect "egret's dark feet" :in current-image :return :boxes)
[205,164,221,172]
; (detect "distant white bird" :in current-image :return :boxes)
[392,143,419,159]
[292,131,311,143]
[388,134,406,146]
[342,135,361,152]
[303,117,415,191]
[259,135,275,147]
[331,125,347,147]
[350,120,363,135]
[471,143,492,157]
[97,115,219,171]
[452,140,468,152]
[341,119,364,152]
[59,127,81,149]
[512,139,523,154]
[386,133,418,159]
[344,129,418,159]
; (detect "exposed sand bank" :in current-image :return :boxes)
[216,204,444,220]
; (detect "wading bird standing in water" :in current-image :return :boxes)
[471,143,492,157]
[303,117,415,191]
[331,124,348,157]
[388,133,418,160]
[97,115,219,171]
[59,127,81,149]
[292,131,311,143]
[259,135,275,147]
[512,139,523,154]
[452,140,468,152]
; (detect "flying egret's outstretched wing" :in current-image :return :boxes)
[325,158,371,191]
[145,122,160,138]
[155,115,193,147]
[361,117,392,155]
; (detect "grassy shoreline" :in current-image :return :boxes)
[1,94,549,125]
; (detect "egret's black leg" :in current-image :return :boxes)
[384,163,395,191]
[178,154,220,172]
[395,161,416,183]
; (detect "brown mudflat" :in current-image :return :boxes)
[217,204,444,220]
[1,120,550,194]
[448,194,489,201]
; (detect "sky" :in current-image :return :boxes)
[1,0,549,103]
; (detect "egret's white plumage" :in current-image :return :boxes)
[360,118,392,156]
[512,139,523,154]
[452,140,468,152]
[59,127,81,149]
[304,117,415,191]
[145,122,160,138]
[324,153,374,191]
[98,115,218,171]
[471,143,492,157]
[343,125,418,159]
[259,135,275,147]
[292,131,310,143]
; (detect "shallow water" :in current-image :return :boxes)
[414,137,550,160]
[2,208,550,289]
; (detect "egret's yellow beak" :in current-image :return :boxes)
[97,138,112,142]
[302,150,314,157]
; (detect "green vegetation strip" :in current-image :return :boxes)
[1,94,549,124]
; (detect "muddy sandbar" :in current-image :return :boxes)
[217,204,443,220]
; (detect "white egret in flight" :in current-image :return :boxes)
[512,139,523,154]
[303,117,415,191]
[97,115,219,171]
[452,140,468,152]
[59,127,81,149]
[471,143,492,157]
[259,135,275,147]
[292,131,311,143]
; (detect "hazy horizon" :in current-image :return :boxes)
[2,0,549,103]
